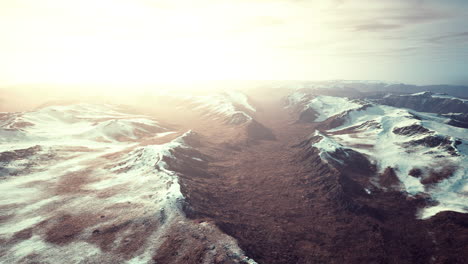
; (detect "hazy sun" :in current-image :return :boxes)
[2,0,297,86]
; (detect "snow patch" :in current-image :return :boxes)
[309,97,468,218]
[0,104,257,263]
[189,93,253,124]
[285,91,308,107]
[311,131,346,164]
[312,131,342,153]
[225,90,256,112]
[306,96,362,122]
[0,216,43,235]
[410,92,468,103]
[0,103,166,144]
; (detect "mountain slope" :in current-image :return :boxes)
[289,93,468,218]
[370,92,468,128]
[178,92,468,264]
[0,104,257,264]
[1,86,467,264]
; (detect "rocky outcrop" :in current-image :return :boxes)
[245,120,276,141]
[375,92,468,113]
[297,107,319,123]
[443,113,468,128]
[403,135,458,156]
[372,92,468,128]
[0,145,41,163]
[393,124,431,136]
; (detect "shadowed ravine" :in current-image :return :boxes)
[0,89,467,264]
[177,96,468,264]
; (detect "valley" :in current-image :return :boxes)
[1,83,467,263]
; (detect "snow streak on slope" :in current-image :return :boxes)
[286,92,362,122]
[190,95,252,124]
[0,103,168,144]
[409,91,468,103]
[155,90,256,125]
[304,96,468,219]
[187,90,256,125]
[306,96,362,122]
[311,131,346,165]
[285,91,309,107]
[225,90,256,112]
[0,104,257,264]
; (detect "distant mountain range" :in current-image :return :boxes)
[1,82,467,264]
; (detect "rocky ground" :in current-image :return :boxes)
[177,93,468,264]
[1,87,467,264]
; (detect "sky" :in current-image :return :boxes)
[1,0,468,87]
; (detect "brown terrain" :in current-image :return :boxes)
[168,92,468,264]
[1,89,467,264]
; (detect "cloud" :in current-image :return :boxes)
[330,46,421,57]
[428,31,468,43]
[332,0,454,33]
[387,8,452,24]
[354,22,402,32]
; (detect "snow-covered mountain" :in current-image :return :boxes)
[0,104,171,144]
[275,80,468,98]
[370,92,468,128]
[0,104,257,264]
[1,85,467,264]
[288,92,468,219]
[154,90,257,125]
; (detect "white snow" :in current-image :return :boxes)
[182,92,254,124]
[410,91,430,96]
[0,103,256,263]
[409,92,468,103]
[285,91,308,107]
[149,90,255,125]
[275,80,401,91]
[305,96,468,218]
[311,131,346,164]
[0,216,44,235]
[305,96,362,122]
[312,131,342,153]
[2,235,104,263]
[0,103,166,144]
[419,204,467,219]
[432,94,468,103]
[225,90,256,112]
